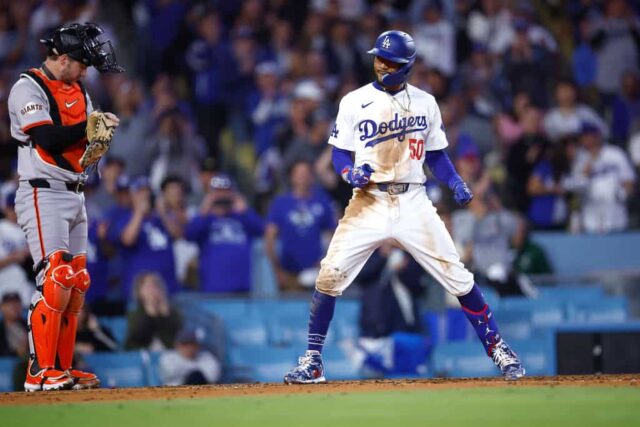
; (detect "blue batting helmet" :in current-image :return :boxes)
[367,30,416,87]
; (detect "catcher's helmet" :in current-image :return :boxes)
[40,23,124,73]
[367,30,416,87]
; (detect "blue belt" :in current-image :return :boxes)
[376,183,411,195]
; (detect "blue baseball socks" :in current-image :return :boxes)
[307,285,499,355]
[307,290,337,353]
[458,283,501,355]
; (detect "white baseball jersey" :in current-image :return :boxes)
[571,145,636,233]
[0,219,35,307]
[329,82,447,184]
[316,82,474,298]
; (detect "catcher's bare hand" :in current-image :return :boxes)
[103,111,120,127]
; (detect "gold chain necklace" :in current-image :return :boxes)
[385,85,412,114]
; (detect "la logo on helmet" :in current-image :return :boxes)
[382,36,391,49]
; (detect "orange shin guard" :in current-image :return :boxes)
[28,251,74,371]
[57,255,90,371]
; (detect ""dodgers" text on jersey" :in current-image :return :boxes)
[359,113,428,147]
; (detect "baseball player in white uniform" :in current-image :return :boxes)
[284,31,525,383]
[566,123,636,233]
[0,192,35,308]
[7,23,123,391]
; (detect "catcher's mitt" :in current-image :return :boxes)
[80,111,117,169]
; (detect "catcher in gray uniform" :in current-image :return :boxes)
[7,22,122,391]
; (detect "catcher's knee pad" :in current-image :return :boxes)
[57,254,91,371]
[28,251,73,368]
[28,250,75,370]
[40,250,75,312]
[67,254,90,313]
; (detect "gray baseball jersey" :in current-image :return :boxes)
[8,68,91,266]
[8,68,94,181]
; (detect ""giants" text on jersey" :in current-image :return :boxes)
[20,102,44,115]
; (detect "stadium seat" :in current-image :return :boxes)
[421,311,446,345]
[321,345,362,380]
[227,345,297,383]
[141,350,163,387]
[537,286,605,302]
[224,313,269,346]
[200,299,250,320]
[257,299,355,346]
[531,232,640,276]
[99,316,128,348]
[391,332,430,375]
[332,299,361,342]
[431,341,498,378]
[511,339,554,376]
[253,299,309,319]
[267,312,311,346]
[494,309,535,341]
[82,351,147,388]
[265,310,339,347]
[445,308,472,341]
[251,240,279,298]
[333,316,359,342]
[498,296,565,326]
[431,339,553,378]
[0,357,18,392]
[334,299,361,322]
[566,297,629,323]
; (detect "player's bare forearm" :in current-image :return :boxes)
[159,213,184,240]
[526,175,550,196]
[264,224,281,270]
[511,215,527,250]
[164,222,184,239]
[315,146,339,189]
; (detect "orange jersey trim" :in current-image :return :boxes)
[33,188,46,259]
[22,119,54,133]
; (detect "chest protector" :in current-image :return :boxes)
[22,68,88,173]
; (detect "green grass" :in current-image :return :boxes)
[3,387,640,427]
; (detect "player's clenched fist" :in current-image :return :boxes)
[451,179,474,206]
[341,164,375,188]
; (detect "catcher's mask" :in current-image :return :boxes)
[40,23,124,73]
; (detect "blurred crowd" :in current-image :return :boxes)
[1,0,640,352]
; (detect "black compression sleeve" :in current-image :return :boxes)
[27,122,87,154]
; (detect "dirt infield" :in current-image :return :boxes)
[1,374,638,406]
